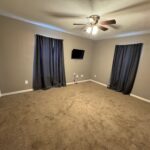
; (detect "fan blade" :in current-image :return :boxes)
[99,26,108,31]
[101,19,116,25]
[73,23,86,25]
[109,24,120,29]
[104,0,150,15]
[47,12,85,18]
[72,26,86,32]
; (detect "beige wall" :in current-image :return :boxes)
[0,15,149,100]
[0,15,93,93]
[91,34,150,100]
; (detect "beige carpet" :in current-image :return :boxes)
[0,82,150,150]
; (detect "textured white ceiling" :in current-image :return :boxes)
[0,0,150,40]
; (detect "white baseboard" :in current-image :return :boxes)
[90,79,150,103]
[130,94,150,103]
[1,89,33,97]
[90,79,107,87]
[67,79,90,85]
[1,80,90,97]
[66,82,74,85]
[1,79,149,104]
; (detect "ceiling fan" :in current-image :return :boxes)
[73,15,116,35]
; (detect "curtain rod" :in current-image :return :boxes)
[35,34,64,41]
[116,43,143,46]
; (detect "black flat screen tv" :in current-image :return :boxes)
[71,49,85,59]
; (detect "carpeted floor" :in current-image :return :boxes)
[0,82,150,150]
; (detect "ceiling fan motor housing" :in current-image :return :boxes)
[89,15,100,25]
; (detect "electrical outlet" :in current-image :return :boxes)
[76,75,79,78]
[81,74,84,78]
[25,80,29,85]
[94,75,97,78]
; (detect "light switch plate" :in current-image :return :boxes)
[76,75,79,78]
[25,80,29,85]
[81,74,84,77]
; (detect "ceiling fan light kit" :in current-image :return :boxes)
[73,15,116,35]
[92,26,98,35]
[86,26,92,34]
[86,25,98,35]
